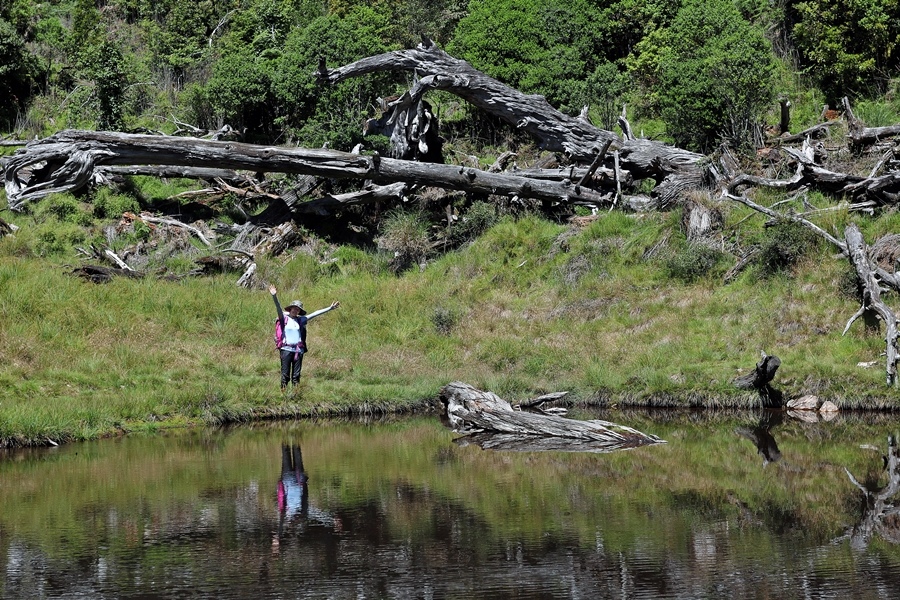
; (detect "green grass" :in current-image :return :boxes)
[2,202,900,447]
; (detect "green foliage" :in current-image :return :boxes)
[86,40,129,130]
[92,189,139,219]
[192,3,402,146]
[33,221,87,256]
[34,194,93,226]
[446,201,498,247]
[790,0,900,101]
[449,0,610,111]
[0,16,42,129]
[430,306,457,335]
[206,47,277,136]
[656,0,777,151]
[755,221,819,277]
[142,0,218,72]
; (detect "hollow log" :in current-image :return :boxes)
[439,382,664,453]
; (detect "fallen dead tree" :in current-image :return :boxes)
[319,38,709,207]
[439,381,664,453]
[2,129,620,211]
[843,223,900,386]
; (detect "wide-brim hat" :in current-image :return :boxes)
[286,300,306,315]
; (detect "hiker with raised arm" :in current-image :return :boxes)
[269,285,340,389]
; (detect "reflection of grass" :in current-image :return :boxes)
[0,416,893,568]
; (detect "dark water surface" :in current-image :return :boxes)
[2,409,900,599]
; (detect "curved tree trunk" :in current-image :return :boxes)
[318,39,709,207]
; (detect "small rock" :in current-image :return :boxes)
[819,400,839,413]
[787,395,819,411]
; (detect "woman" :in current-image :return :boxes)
[269,285,340,389]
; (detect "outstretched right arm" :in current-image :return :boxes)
[269,285,285,323]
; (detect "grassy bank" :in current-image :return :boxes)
[2,203,899,447]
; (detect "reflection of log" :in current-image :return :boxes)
[844,435,900,551]
[439,382,663,451]
[454,432,656,454]
[736,411,783,466]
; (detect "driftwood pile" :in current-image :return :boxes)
[440,382,664,453]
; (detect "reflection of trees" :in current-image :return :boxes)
[844,435,900,551]
[736,410,783,466]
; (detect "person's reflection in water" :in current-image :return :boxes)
[273,444,309,553]
[736,411,783,467]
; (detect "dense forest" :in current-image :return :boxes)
[2,0,899,151]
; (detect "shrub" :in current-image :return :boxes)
[446,201,498,246]
[35,194,92,226]
[431,306,457,335]
[756,221,818,277]
[665,243,724,282]
[34,222,86,256]
[654,0,776,151]
[93,189,139,219]
[376,209,432,273]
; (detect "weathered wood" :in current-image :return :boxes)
[439,382,664,452]
[843,96,900,147]
[136,213,213,247]
[843,223,900,386]
[733,353,784,409]
[293,182,409,216]
[723,192,847,251]
[70,264,144,283]
[319,39,709,206]
[0,216,18,236]
[2,130,617,211]
[765,121,839,145]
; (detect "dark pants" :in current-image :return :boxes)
[280,349,304,388]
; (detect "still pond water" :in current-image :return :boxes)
[2,409,900,599]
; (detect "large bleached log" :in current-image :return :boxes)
[2,130,615,211]
[439,382,664,452]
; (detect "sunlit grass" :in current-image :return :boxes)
[3,205,900,446]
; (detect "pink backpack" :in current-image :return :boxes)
[273,319,285,351]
